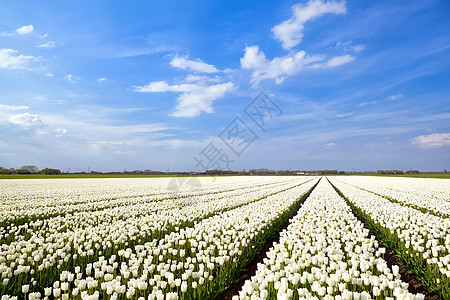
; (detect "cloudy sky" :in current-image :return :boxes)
[0,0,449,172]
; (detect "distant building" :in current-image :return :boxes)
[20,165,39,173]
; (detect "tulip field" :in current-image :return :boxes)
[0,176,449,299]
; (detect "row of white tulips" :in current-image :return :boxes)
[0,177,300,247]
[2,175,446,299]
[2,178,320,299]
[237,178,424,300]
[328,178,450,278]
[0,177,314,298]
[338,176,450,203]
[328,177,450,299]
[335,176,450,217]
[0,177,297,225]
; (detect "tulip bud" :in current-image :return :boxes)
[22,284,29,294]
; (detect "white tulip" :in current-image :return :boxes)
[21,284,29,294]
[53,288,61,298]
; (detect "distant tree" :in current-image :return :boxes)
[20,165,39,173]
[206,169,223,175]
[318,170,338,175]
[377,170,403,174]
[14,169,31,174]
[239,169,248,175]
[405,170,419,174]
[0,167,12,174]
[41,168,61,175]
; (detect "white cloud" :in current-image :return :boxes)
[240,46,353,85]
[412,132,450,148]
[135,53,234,117]
[335,41,365,53]
[184,74,221,83]
[172,83,235,117]
[1,25,34,37]
[55,128,68,138]
[38,41,55,48]
[309,54,355,69]
[0,104,29,111]
[65,74,80,82]
[357,101,377,107]
[335,112,353,118]
[0,48,36,69]
[15,25,34,35]
[97,77,108,83]
[8,112,43,127]
[116,45,173,58]
[45,73,54,77]
[170,56,219,73]
[0,105,30,126]
[88,140,124,145]
[324,142,336,147]
[39,33,48,39]
[352,44,365,52]
[386,94,403,101]
[241,1,354,86]
[241,46,321,85]
[185,75,205,82]
[240,46,269,70]
[135,81,194,93]
[135,81,235,117]
[327,55,355,67]
[272,0,346,50]
[56,128,68,134]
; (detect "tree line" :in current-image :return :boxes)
[0,165,61,175]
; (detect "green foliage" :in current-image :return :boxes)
[40,168,62,175]
[0,167,13,174]
[13,169,31,174]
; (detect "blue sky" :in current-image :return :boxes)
[0,0,449,172]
